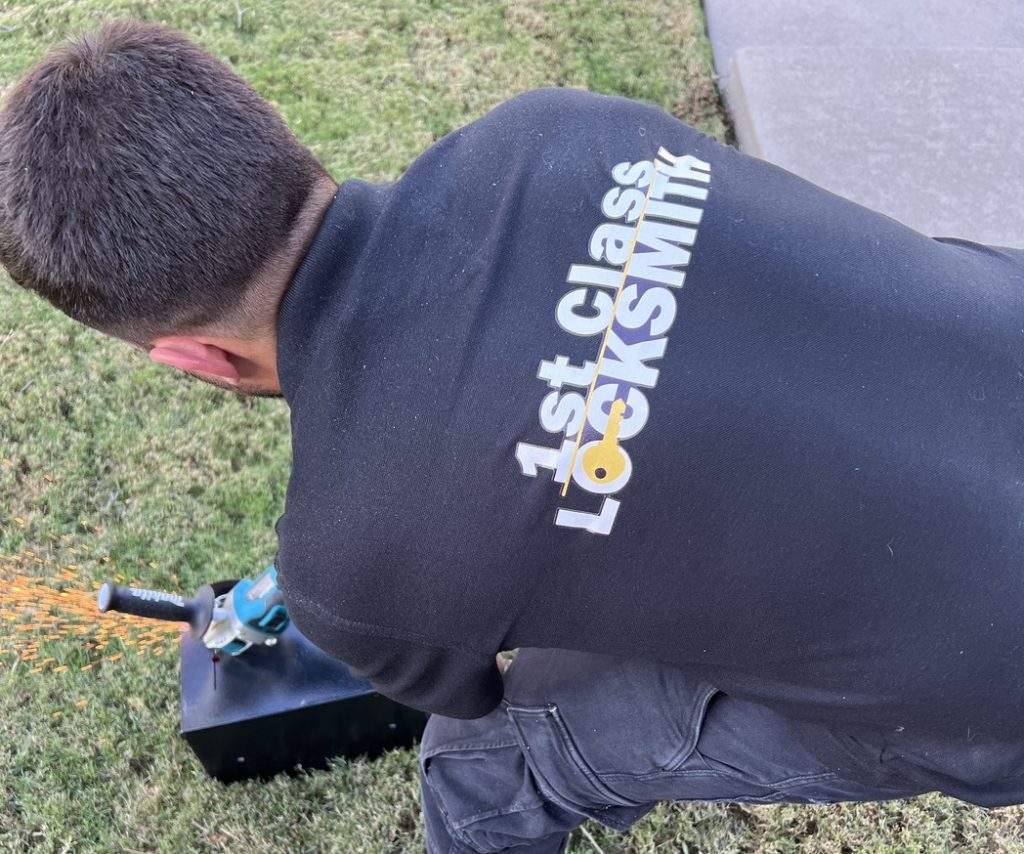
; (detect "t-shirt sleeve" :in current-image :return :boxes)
[282,590,504,719]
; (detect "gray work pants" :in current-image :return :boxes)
[419,649,929,853]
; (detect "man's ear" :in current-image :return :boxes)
[148,336,241,385]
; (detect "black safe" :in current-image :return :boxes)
[179,619,429,783]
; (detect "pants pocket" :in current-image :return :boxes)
[505,703,653,832]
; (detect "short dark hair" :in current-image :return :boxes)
[0,21,327,340]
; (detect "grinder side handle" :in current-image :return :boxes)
[97,582,214,635]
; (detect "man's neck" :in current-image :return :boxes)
[221,175,339,394]
[260,175,340,325]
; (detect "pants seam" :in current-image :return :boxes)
[599,768,839,788]
[662,685,717,770]
[447,797,551,831]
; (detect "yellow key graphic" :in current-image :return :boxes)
[582,398,628,484]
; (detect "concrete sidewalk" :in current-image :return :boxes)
[704,0,1023,246]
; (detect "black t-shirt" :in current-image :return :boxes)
[275,89,1024,754]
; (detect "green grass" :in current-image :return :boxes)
[0,1,1019,851]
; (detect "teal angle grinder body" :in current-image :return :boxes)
[97,565,289,656]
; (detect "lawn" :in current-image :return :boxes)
[0,1,1022,851]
